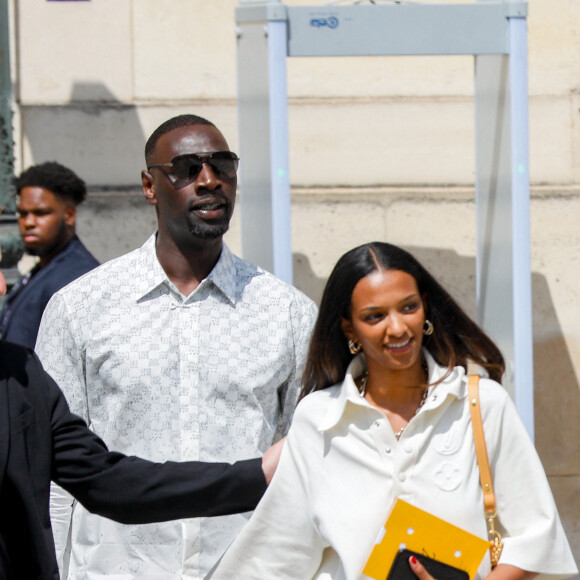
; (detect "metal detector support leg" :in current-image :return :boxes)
[474,14,533,439]
[509,16,534,439]
[236,3,293,283]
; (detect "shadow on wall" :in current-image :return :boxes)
[293,246,478,318]
[531,271,580,476]
[22,82,154,262]
[22,82,146,187]
[533,272,580,578]
[77,192,157,264]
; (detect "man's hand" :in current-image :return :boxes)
[261,437,286,484]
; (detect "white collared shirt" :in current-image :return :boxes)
[36,234,318,579]
[212,352,577,580]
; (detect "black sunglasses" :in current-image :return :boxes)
[147,151,240,190]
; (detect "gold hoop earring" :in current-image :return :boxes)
[348,339,361,355]
[423,320,434,336]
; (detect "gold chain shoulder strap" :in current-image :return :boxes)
[467,374,503,568]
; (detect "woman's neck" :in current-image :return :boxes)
[360,360,428,419]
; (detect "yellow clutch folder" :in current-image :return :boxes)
[362,498,489,580]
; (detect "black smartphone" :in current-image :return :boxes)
[386,548,470,580]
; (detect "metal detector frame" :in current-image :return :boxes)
[235,0,533,437]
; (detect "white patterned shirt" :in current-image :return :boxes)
[35,234,318,579]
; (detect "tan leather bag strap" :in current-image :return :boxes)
[467,375,496,514]
[468,374,504,568]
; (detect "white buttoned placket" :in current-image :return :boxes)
[168,289,204,575]
[363,388,439,506]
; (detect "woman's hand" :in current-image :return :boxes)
[407,558,538,580]
[408,555,436,580]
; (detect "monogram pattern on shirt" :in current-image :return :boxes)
[36,235,318,579]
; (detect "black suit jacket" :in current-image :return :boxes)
[0,236,99,348]
[0,341,266,579]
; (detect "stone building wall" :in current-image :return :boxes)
[8,0,580,569]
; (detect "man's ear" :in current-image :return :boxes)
[64,205,77,227]
[142,170,157,206]
[340,317,355,341]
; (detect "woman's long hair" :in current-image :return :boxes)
[300,242,505,399]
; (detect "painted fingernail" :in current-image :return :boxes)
[410,556,418,565]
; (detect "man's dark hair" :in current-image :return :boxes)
[145,114,216,164]
[15,162,87,206]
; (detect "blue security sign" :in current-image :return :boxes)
[310,16,339,29]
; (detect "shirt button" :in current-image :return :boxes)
[403,445,412,454]
[398,472,406,483]
[385,447,392,454]
[374,421,380,428]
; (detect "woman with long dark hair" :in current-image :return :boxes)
[213,242,576,580]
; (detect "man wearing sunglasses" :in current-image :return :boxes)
[36,114,317,579]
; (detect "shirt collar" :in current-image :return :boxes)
[50,236,81,263]
[32,236,82,275]
[133,234,168,300]
[318,349,467,433]
[318,354,370,432]
[204,243,237,305]
[134,234,237,305]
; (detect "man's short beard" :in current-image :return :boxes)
[25,245,46,257]
[187,221,230,240]
[25,221,70,257]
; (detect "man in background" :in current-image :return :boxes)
[0,162,98,347]
[36,114,317,579]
